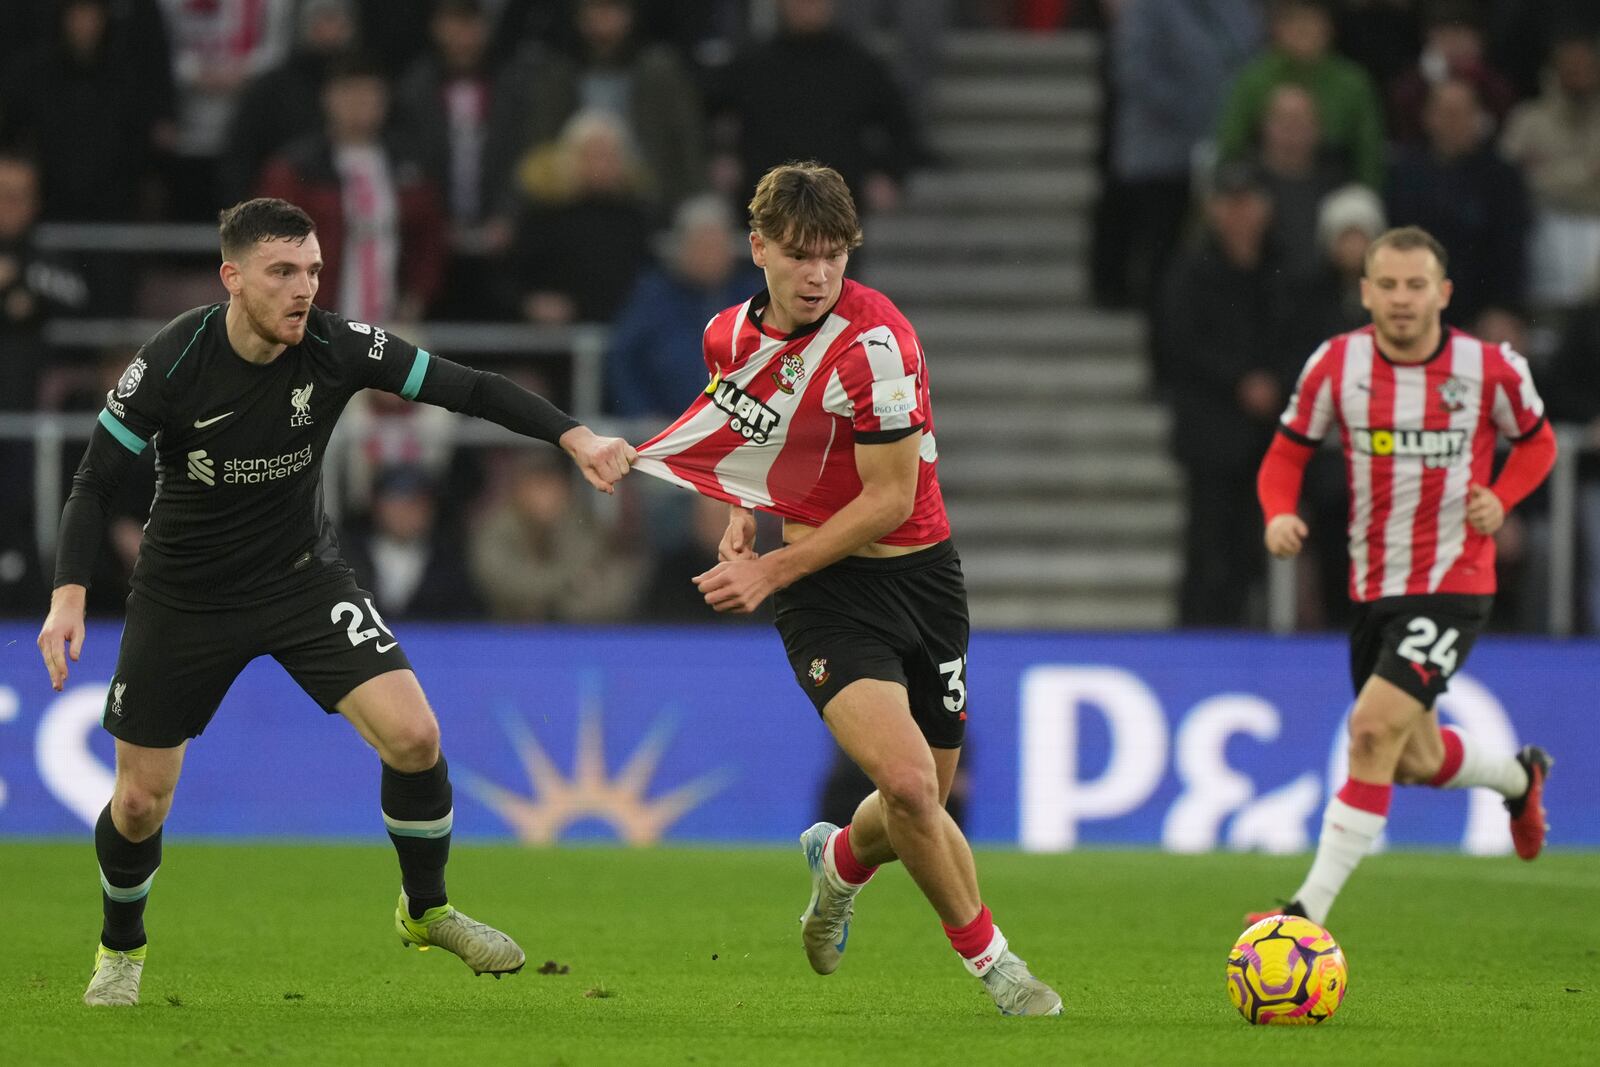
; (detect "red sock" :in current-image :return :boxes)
[1427,727,1465,787]
[1336,777,1393,816]
[943,905,995,959]
[831,825,877,886]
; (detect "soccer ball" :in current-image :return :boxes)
[1226,915,1348,1025]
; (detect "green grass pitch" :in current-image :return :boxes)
[4,844,1596,1065]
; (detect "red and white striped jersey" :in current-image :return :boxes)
[1280,325,1546,600]
[634,279,950,544]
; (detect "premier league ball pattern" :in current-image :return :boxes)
[1226,915,1349,1025]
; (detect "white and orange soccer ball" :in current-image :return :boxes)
[1226,915,1349,1025]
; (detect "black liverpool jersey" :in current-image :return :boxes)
[96,304,433,607]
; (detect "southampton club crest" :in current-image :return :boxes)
[771,351,807,394]
[116,357,148,399]
[290,381,314,426]
[1438,376,1471,413]
[808,658,829,687]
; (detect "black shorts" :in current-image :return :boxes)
[104,577,413,747]
[773,540,969,748]
[1348,593,1492,709]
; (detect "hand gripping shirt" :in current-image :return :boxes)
[634,280,951,545]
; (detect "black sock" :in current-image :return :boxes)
[95,804,161,952]
[382,756,452,918]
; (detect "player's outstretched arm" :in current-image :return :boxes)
[1257,432,1315,558]
[558,425,637,494]
[400,352,635,491]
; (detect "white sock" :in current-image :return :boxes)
[1294,797,1387,926]
[1435,728,1529,799]
[961,926,1009,978]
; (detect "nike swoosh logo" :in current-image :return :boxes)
[193,412,234,428]
[375,640,397,653]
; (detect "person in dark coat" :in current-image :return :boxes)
[1158,161,1287,627]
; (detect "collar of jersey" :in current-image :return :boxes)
[747,288,834,341]
[1370,324,1452,368]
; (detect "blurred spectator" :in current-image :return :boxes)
[158,0,296,218]
[509,109,654,325]
[605,194,762,418]
[1096,0,1263,311]
[640,494,765,622]
[221,0,359,205]
[508,0,706,215]
[1158,162,1284,627]
[1502,32,1600,309]
[1386,78,1532,327]
[1255,83,1348,285]
[331,386,463,518]
[340,464,483,619]
[710,0,924,213]
[1281,183,1388,356]
[1387,0,1517,146]
[0,151,88,614]
[394,0,533,318]
[354,0,435,76]
[1486,0,1600,100]
[837,0,954,120]
[1544,285,1600,631]
[258,54,446,323]
[1217,0,1386,190]
[468,450,642,622]
[0,154,89,413]
[1281,185,1386,628]
[1,0,171,221]
[1334,0,1423,87]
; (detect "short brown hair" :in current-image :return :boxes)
[747,161,863,253]
[218,198,316,259]
[1364,225,1449,277]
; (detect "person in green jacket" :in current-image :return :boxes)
[1217,0,1386,190]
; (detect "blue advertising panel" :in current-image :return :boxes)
[1,624,1594,850]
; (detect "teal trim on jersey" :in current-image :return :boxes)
[306,325,328,344]
[167,304,221,378]
[98,409,146,455]
[400,348,431,400]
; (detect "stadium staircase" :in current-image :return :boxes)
[859,30,1182,630]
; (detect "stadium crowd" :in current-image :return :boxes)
[4,0,1600,632]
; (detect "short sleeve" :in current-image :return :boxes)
[837,324,926,443]
[1489,344,1546,440]
[1278,341,1336,445]
[324,311,429,399]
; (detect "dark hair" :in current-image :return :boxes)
[323,50,390,83]
[747,161,863,253]
[1364,225,1450,277]
[218,198,316,259]
[1269,0,1330,20]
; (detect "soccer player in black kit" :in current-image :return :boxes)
[37,199,636,1006]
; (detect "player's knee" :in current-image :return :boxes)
[1347,710,1407,762]
[380,717,440,772]
[875,764,939,823]
[112,786,172,840]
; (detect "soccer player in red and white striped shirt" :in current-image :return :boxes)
[1248,227,1555,927]
[638,162,1060,1015]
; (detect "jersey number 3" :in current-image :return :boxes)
[332,598,397,653]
